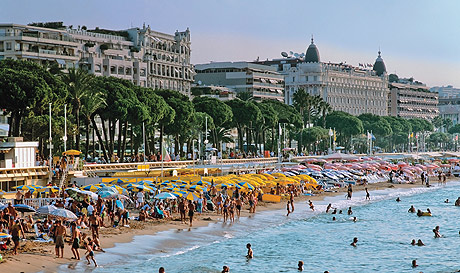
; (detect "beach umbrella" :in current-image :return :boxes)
[79,190,99,201]
[37,185,59,194]
[238,182,255,190]
[171,191,183,197]
[154,192,177,200]
[185,192,201,201]
[49,208,77,220]
[37,205,57,215]
[62,149,82,156]
[98,190,118,199]
[15,185,38,192]
[187,185,203,191]
[0,233,11,239]
[110,185,127,194]
[14,204,36,213]
[81,184,100,192]
[129,185,154,193]
[0,189,4,196]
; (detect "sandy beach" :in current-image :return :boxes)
[0,178,437,273]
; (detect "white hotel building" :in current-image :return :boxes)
[261,39,389,116]
[0,23,194,96]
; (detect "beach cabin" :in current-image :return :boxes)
[0,137,38,168]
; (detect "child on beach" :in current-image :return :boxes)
[85,238,98,267]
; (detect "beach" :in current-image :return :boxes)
[0,178,433,273]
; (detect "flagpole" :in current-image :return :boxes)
[48,103,52,183]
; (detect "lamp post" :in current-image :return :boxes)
[48,103,52,183]
[63,104,67,152]
[142,122,146,163]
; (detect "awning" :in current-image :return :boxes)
[56,59,66,65]
[0,148,11,154]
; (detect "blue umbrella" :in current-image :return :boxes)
[154,192,177,200]
[14,204,36,213]
[98,190,118,199]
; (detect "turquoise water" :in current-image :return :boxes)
[61,182,460,273]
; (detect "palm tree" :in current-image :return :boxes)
[61,68,92,150]
[293,88,309,129]
[318,100,332,128]
[81,90,106,159]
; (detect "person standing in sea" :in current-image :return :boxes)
[246,243,253,258]
[347,184,353,199]
[286,201,291,216]
[365,188,370,200]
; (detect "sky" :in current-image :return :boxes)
[2,0,459,87]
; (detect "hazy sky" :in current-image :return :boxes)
[2,0,459,87]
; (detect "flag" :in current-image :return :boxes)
[371,133,376,140]
[162,143,171,162]
[367,131,371,140]
[410,133,414,138]
[333,130,336,142]
[456,135,459,141]
[279,123,282,136]
[408,133,411,139]
[329,128,333,136]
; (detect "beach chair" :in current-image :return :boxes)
[33,224,53,243]
[154,206,165,219]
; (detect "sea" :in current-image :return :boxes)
[59,181,460,273]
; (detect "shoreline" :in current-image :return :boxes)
[0,179,446,273]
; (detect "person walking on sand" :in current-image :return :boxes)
[54,220,66,258]
[178,199,186,223]
[188,200,195,227]
[85,238,97,267]
[246,243,253,258]
[236,198,242,218]
[70,222,81,260]
[365,188,370,200]
[290,191,295,212]
[10,220,24,255]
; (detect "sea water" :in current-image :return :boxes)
[60,182,460,273]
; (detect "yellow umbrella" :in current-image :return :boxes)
[62,150,82,156]
[185,192,201,201]
[81,184,100,192]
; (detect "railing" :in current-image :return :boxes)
[1,198,60,209]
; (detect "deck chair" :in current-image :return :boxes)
[33,224,53,243]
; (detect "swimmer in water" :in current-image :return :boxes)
[427,208,431,214]
[445,199,449,203]
[332,217,336,221]
[353,217,357,222]
[408,205,416,213]
[246,243,253,259]
[412,260,418,268]
[331,208,337,214]
[339,210,343,214]
[298,260,304,271]
[416,239,425,246]
[308,200,315,211]
[350,237,358,247]
[396,197,401,202]
[347,207,353,215]
[326,203,332,213]
[222,265,229,272]
[433,226,442,238]
[411,239,416,245]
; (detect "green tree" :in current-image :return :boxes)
[326,111,363,149]
[156,89,195,157]
[61,68,93,150]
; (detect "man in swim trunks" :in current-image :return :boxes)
[71,222,81,260]
[178,199,186,223]
[10,220,24,255]
[235,198,242,218]
[54,220,66,258]
[308,200,314,211]
[286,201,291,216]
[365,188,370,200]
[298,260,304,271]
[188,200,195,227]
[347,207,353,215]
[326,203,332,213]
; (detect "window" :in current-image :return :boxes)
[6,42,12,50]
